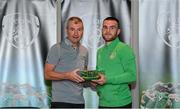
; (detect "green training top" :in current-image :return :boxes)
[96,38,136,107]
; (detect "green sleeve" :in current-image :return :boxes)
[96,49,104,72]
[106,47,137,84]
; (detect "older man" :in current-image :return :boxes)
[44,17,88,108]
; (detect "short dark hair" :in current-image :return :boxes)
[103,17,120,28]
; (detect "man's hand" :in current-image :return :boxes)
[92,73,106,85]
[90,82,97,87]
[66,69,85,83]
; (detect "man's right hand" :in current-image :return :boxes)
[66,69,85,83]
[44,63,85,82]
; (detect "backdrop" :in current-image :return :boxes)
[0,0,56,107]
[139,0,180,108]
[0,0,136,108]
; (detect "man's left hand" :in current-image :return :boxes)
[92,73,106,85]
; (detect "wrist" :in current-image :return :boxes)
[64,72,70,80]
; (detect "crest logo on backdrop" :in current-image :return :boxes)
[2,13,40,49]
[157,12,180,48]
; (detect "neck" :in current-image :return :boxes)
[72,43,78,48]
[106,41,112,45]
[66,38,79,48]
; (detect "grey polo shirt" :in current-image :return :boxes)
[46,39,88,104]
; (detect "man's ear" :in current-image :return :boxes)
[117,29,121,35]
[65,27,68,33]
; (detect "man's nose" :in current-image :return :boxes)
[74,30,78,35]
[106,28,111,32]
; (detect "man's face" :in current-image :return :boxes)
[102,20,120,42]
[66,21,84,44]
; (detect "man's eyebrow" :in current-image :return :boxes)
[103,25,117,27]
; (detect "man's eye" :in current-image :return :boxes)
[103,26,108,29]
[78,29,82,31]
[110,27,116,29]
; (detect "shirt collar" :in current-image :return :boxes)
[64,38,80,50]
[105,38,119,49]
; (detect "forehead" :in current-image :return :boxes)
[68,21,83,27]
[103,20,118,26]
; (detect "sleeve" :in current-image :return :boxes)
[85,50,88,68]
[96,49,105,73]
[46,44,60,65]
[96,50,100,71]
[106,46,137,84]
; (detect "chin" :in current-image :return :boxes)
[104,38,111,41]
[73,40,80,44]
